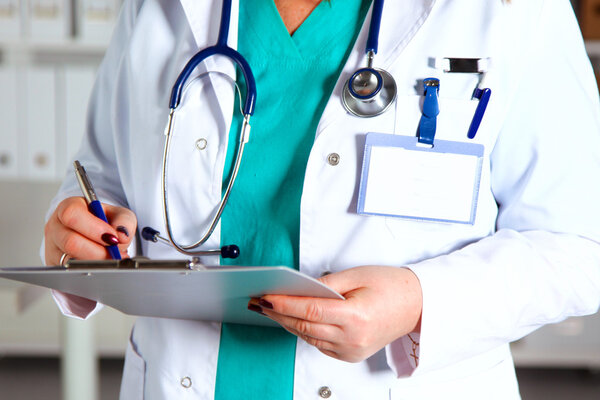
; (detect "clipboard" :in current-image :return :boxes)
[0,259,343,327]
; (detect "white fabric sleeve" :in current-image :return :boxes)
[387,0,600,377]
[41,0,144,318]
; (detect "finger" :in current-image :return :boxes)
[55,197,120,246]
[318,348,342,361]
[261,307,343,345]
[47,222,111,263]
[292,329,338,353]
[258,295,351,325]
[248,298,342,345]
[265,314,339,353]
[45,242,66,266]
[103,204,137,251]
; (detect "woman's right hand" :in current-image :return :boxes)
[44,196,137,265]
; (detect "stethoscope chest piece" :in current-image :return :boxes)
[342,67,397,118]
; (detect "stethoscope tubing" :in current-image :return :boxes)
[161,114,250,255]
[157,0,256,257]
[366,0,384,54]
[169,44,256,115]
[151,0,390,256]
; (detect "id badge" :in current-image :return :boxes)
[357,133,484,224]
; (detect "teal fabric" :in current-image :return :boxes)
[216,1,371,399]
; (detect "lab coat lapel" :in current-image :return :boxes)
[316,0,436,135]
[177,0,238,120]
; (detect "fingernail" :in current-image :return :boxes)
[248,304,265,315]
[101,233,119,246]
[116,226,130,237]
[258,299,273,310]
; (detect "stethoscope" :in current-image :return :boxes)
[342,0,397,118]
[142,0,394,258]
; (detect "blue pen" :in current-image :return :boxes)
[74,160,122,260]
[467,70,492,139]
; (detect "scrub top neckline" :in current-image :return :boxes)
[245,0,370,62]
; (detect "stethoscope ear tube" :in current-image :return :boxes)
[169,0,256,115]
[152,0,256,259]
[169,45,256,116]
[366,0,384,53]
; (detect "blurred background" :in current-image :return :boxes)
[0,0,599,399]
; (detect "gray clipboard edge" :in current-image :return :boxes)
[64,258,195,270]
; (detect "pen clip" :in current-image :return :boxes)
[468,88,491,139]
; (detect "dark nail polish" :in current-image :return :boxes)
[248,304,264,314]
[116,226,130,237]
[101,233,119,246]
[259,299,273,310]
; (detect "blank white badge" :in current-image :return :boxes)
[357,133,484,224]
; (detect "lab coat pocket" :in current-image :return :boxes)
[119,331,146,400]
[394,94,480,143]
[379,95,492,257]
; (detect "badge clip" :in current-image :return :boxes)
[418,78,440,146]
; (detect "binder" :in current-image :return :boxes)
[77,0,121,44]
[24,66,57,180]
[0,259,344,327]
[0,0,21,40]
[0,66,19,178]
[27,0,72,41]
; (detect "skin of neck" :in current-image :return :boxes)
[274,0,324,34]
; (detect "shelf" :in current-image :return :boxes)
[0,39,107,65]
[2,39,599,65]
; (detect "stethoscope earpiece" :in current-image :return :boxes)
[141,227,241,259]
[220,245,240,259]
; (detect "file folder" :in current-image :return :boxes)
[0,259,343,327]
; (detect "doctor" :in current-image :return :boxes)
[43,0,600,399]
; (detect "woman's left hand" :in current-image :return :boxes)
[248,266,423,363]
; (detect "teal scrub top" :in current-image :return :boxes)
[217,1,371,398]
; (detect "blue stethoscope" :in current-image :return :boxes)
[142,0,393,258]
[341,0,397,117]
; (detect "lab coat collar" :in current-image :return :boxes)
[316,0,436,135]
[178,0,239,49]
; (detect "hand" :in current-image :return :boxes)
[248,266,422,363]
[44,196,137,265]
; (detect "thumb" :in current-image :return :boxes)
[317,268,366,297]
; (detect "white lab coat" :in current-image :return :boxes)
[45,0,600,398]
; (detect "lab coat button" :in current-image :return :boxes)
[318,386,332,398]
[196,138,208,150]
[180,376,192,388]
[327,153,340,166]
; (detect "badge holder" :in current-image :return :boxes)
[357,78,485,224]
